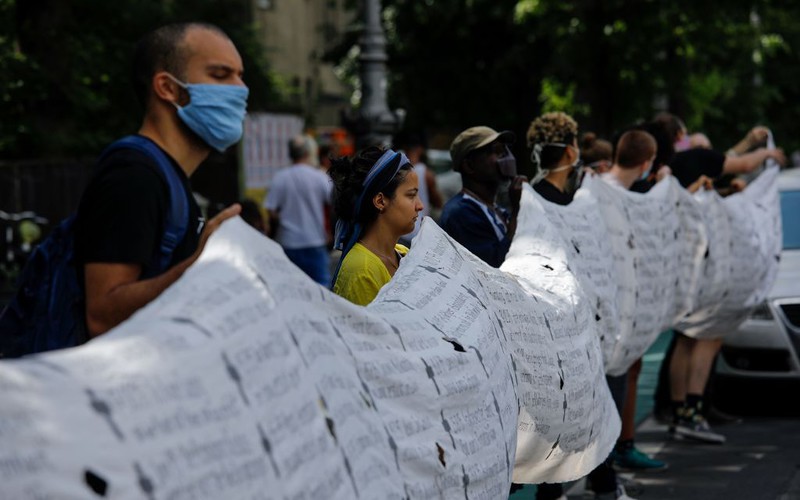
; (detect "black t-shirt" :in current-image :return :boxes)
[74,144,203,280]
[533,179,574,206]
[629,179,653,193]
[669,149,725,187]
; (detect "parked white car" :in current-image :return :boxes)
[715,167,800,402]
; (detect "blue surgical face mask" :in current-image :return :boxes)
[641,162,653,181]
[168,74,249,153]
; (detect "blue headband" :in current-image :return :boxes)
[330,149,410,287]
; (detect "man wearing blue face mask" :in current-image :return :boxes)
[73,23,245,337]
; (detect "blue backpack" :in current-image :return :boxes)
[0,135,189,358]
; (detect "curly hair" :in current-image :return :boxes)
[328,147,413,227]
[527,112,578,146]
[526,112,579,169]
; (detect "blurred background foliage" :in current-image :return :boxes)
[367,0,800,159]
[0,0,281,159]
[2,0,800,160]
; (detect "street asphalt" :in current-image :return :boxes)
[510,332,800,500]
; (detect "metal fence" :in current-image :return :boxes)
[0,158,95,225]
[0,159,95,306]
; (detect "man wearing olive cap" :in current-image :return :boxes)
[439,126,528,268]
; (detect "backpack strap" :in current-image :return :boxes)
[98,135,190,274]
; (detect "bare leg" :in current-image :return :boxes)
[670,333,695,402]
[672,337,727,443]
[687,338,723,395]
[620,358,642,441]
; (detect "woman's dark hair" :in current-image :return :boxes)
[652,112,686,142]
[637,121,675,168]
[328,146,413,227]
[580,132,613,165]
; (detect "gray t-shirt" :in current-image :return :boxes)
[265,163,332,249]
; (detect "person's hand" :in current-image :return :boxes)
[729,178,747,193]
[768,147,787,167]
[193,203,242,260]
[746,126,770,147]
[655,165,672,182]
[687,175,713,193]
[509,175,528,214]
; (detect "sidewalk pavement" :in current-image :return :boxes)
[514,414,800,500]
[606,414,800,500]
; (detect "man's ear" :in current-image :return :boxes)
[152,72,186,106]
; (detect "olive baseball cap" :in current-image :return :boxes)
[450,126,515,171]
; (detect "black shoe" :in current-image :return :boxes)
[673,415,726,444]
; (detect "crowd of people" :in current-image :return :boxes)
[257,110,783,500]
[11,21,786,500]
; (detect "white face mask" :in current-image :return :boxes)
[568,145,582,169]
[533,143,581,168]
[531,143,582,183]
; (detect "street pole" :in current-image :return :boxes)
[344,0,404,150]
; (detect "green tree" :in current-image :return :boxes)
[332,0,800,163]
[0,0,282,159]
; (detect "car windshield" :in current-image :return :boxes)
[781,190,800,250]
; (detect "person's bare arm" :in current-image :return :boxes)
[686,175,713,194]
[655,165,672,182]
[84,204,241,337]
[722,147,786,175]
[727,126,769,156]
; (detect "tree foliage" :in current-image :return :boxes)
[0,0,280,159]
[342,0,800,166]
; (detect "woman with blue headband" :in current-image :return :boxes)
[329,147,423,305]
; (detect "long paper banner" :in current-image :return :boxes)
[0,163,780,496]
[0,216,620,498]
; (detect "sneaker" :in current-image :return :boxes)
[613,446,668,471]
[595,482,637,500]
[673,415,726,444]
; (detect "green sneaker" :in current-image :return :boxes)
[612,446,668,471]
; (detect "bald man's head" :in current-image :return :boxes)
[132,22,228,107]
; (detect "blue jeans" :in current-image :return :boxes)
[284,246,331,286]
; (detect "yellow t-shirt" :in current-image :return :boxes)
[333,242,409,306]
